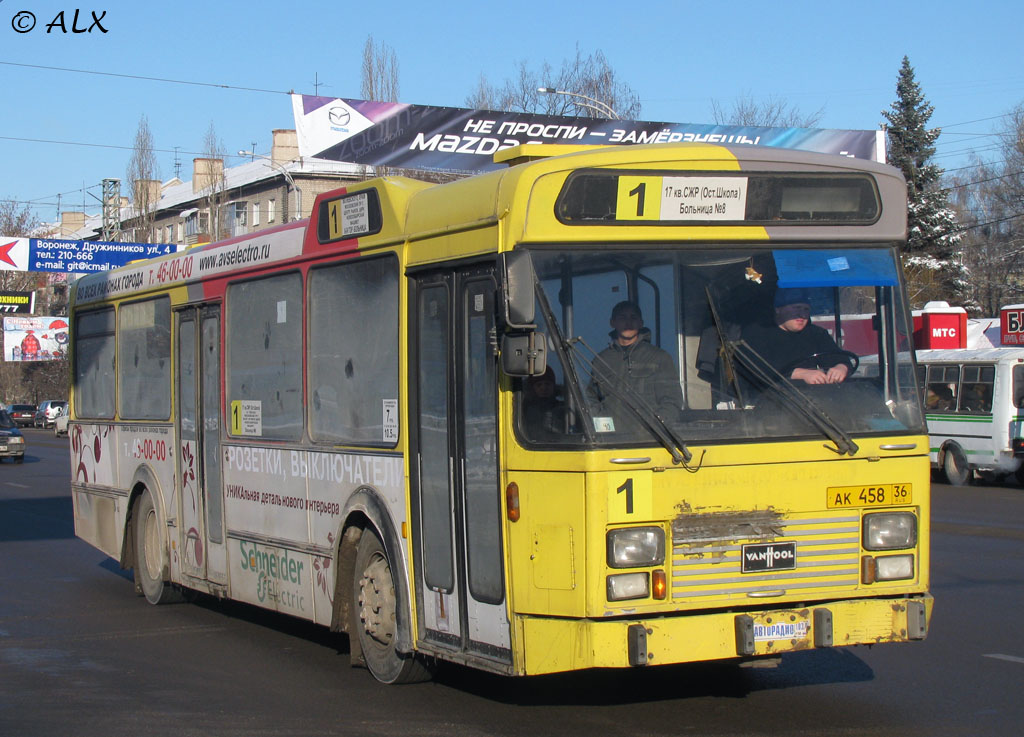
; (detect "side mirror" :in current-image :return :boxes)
[499,250,536,330]
[501,332,547,377]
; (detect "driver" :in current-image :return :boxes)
[743,288,852,385]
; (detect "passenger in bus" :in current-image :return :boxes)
[742,288,852,385]
[961,383,993,413]
[522,367,567,438]
[587,300,684,429]
[926,384,955,410]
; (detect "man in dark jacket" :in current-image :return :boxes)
[587,300,684,432]
[743,288,851,384]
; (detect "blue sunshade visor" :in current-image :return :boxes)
[774,249,898,287]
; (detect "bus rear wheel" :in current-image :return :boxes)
[134,489,182,605]
[353,530,433,684]
[943,444,971,486]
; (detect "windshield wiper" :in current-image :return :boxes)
[704,286,747,407]
[731,340,859,456]
[703,286,858,456]
[532,279,595,443]
[566,336,692,465]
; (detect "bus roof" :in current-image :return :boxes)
[72,142,907,307]
[917,347,1024,363]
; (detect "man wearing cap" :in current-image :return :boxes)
[587,300,684,431]
[743,288,851,385]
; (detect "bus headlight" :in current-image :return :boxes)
[863,512,917,550]
[607,527,665,568]
[607,572,649,601]
[875,554,914,581]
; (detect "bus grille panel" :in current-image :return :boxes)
[670,513,860,600]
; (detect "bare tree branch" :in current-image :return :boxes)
[125,115,160,243]
[710,92,824,127]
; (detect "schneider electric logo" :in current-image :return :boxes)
[8,5,109,34]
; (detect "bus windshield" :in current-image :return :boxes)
[516,245,925,450]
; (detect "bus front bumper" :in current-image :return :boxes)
[518,593,933,675]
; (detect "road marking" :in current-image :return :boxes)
[983,653,1024,665]
[5,482,30,488]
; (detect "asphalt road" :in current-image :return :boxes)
[1,429,1022,736]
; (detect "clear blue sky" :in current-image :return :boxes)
[2,0,1022,225]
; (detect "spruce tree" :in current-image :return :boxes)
[882,56,964,307]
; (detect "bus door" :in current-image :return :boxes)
[411,265,512,666]
[175,306,227,585]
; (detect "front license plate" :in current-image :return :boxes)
[752,611,810,653]
[827,483,912,508]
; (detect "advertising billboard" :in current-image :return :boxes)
[0,237,176,274]
[292,94,885,174]
[3,316,69,361]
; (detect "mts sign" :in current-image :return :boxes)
[914,307,967,349]
[1000,305,1024,345]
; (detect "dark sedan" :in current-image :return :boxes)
[0,410,26,462]
[8,404,36,427]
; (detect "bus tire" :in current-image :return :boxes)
[1015,464,1024,486]
[134,489,182,605]
[943,444,971,486]
[353,529,433,684]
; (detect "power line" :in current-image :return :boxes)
[0,60,293,96]
[0,134,215,159]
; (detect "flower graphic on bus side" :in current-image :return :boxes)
[181,442,196,512]
[185,526,204,568]
[72,424,112,483]
[313,531,335,605]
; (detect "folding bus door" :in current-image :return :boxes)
[175,305,227,585]
[411,265,512,668]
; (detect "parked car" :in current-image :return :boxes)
[54,405,70,437]
[34,400,67,428]
[8,404,36,427]
[0,409,26,463]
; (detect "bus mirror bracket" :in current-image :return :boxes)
[501,331,547,377]
[499,250,536,330]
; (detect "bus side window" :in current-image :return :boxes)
[1014,365,1024,408]
[925,364,957,411]
[959,365,994,414]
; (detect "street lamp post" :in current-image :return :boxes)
[537,87,621,119]
[238,150,302,221]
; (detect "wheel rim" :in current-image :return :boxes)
[358,552,396,647]
[143,508,162,581]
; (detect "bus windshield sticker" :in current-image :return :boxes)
[383,399,398,443]
[231,399,263,437]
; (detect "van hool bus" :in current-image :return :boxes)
[68,141,931,683]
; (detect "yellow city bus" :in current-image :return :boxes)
[68,142,931,684]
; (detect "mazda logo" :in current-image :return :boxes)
[328,107,351,126]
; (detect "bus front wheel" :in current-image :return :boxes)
[352,530,433,684]
[943,444,971,487]
[134,489,182,605]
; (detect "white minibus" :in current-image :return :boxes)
[916,347,1024,485]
